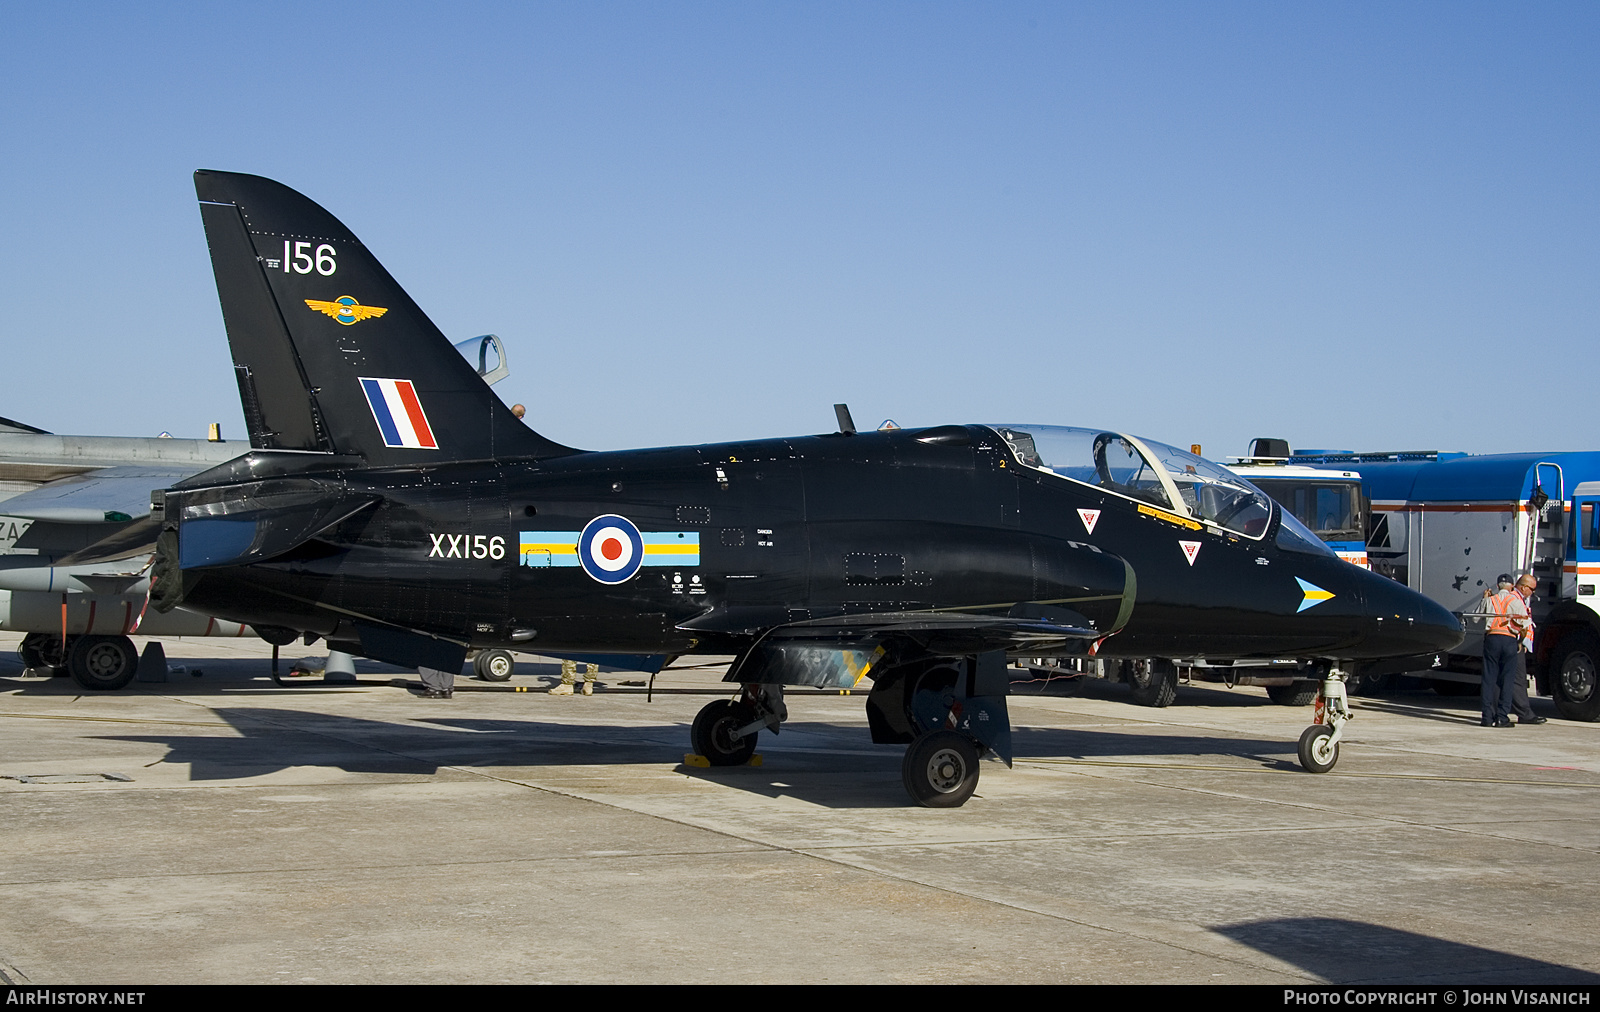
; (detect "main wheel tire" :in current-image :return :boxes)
[1551,631,1600,722]
[1431,679,1477,697]
[1125,659,1177,707]
[901,730,980,808]
[690,699,759,766]
[1297,724,1339,773]
[1267,680,1319,706]
[473,648,516,682]
[67,635,138,691]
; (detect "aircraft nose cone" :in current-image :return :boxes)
[1360,574,1464,657]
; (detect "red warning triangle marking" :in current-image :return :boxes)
[1179,540,1201,566]
[1078,509,1101,535]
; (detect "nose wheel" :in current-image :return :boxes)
[1297,667,1350,773]
[1297,725,1339,773]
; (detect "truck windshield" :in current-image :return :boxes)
[988,424,1275,539]
[1251,479,1364,541]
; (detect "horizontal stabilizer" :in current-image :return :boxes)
[178,495,378,569]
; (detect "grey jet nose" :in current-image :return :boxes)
[1359,573,1464,657]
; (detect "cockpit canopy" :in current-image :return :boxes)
[987,424,1278,540]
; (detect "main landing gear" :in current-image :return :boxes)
[688,651,1016,808]
[689,685,787,767]
[1297,666,1351,774]
[901,729,980,807]
[19,633,140,690]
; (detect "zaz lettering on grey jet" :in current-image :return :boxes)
[147,171,1462,806]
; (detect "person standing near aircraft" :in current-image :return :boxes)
[549,658,597,696]
[1481,574,1532,727]
[418,665,454,699]
[1511,573,1548,725]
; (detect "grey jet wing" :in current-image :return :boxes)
[1,465,202,563]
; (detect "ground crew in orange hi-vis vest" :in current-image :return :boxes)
[1510,574,1549,724]
[1481,574,1532,727]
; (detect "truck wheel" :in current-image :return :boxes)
[1125,659,1177,707]
[1267,680,1319,706]
[1551,631,1600,722]
[473,649,516,681]
[67,635,138,691]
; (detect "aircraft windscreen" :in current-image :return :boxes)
[991,426,1173,510]
[1136,436,1275,538]
[989,425,1275,539]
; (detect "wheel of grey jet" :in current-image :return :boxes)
[901,730,980,808]
[20,632,69,671]
[67,635,138,691]
[1125,658,1177,707]
[18,632,52,670]
[1297,725,1339,774]
[690,699,759,766]
[474,648,516,681]
[1267,680,1319,706]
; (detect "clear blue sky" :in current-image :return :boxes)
[1,2,1595,457]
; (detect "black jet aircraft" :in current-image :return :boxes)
[148,171,1462,806]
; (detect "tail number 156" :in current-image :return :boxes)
[282,241,337,276]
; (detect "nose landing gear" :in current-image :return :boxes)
[1298,666,1350,773]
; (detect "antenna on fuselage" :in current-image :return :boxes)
[834,403,857,435]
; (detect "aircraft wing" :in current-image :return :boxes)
[698,601,1111,688]
[0,465,192,523]
[1,465,200,563]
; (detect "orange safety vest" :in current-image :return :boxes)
[1485,589,1530,638]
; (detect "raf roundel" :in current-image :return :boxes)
[578,514,645,584]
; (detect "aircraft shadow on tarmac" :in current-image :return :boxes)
[93,706,697,780]
[1214,917,1600,984]
[1011,723,1297,765]
[87,705,1301,808]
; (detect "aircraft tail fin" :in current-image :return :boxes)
[194,170,577,465]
